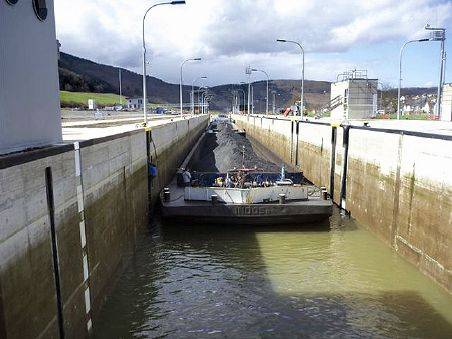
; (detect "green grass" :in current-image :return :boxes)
[60,91,125,107]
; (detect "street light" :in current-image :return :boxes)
[277,39,305,118]
[200,87,208,114]
[142,0,185,126]
[231,89,239,114]
[240,81,247,114]
[271,90,279,115]
[237,88,246,114]
[397,38,429,119]
[180,57,201,116]
[192,76,207,114]
[425,24,446,118]
[251,85,254,114]
[251,68,269,115]
[118,69,122,106]
[246,66,252,115]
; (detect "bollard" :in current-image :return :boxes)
[163,187,170,202]
[211,194,218,205]
[279,193,286,205]
[320,187,328,200]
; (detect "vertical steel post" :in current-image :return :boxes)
[119,69,122,106]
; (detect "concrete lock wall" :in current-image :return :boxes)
[0,145,80,338]
[0,115,208,338]
[147,116,209,205]
[232,114,452,293]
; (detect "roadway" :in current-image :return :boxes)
[61,110,196,142]
[248,114,452,137]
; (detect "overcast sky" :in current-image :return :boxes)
[54,0,451,87]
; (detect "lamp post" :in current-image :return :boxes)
[251,85,254,114]
[251,68,269,115]
[118,69,122,106]
[237,88,246,113]
[397,38,429,119]
[272,90,278,115]
[192,76,207,114]
[180,57,201,116]
[230,85,237,114]
[231,90,239,114]
[425,25,446,119]
[239,82,247,114]
[142,0,185,126]
[277,39,304,118]
[246,66,252,115]
[200,87,208,114]
[204,89,210,114]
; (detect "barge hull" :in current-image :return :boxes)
[161,202,332,226]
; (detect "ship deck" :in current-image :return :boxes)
[160,179,333,226]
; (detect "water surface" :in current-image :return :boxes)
[94,209,452,338]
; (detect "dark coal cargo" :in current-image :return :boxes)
[190,122,280,173]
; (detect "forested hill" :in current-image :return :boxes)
[58,52,435,112]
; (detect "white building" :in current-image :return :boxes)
[441,83,452,122]
[422,101,432,114]
[0,0,62,154]
[127,97,147,110]
[403,105,413,113]
[330,70,378,121]
[88,99,97,110]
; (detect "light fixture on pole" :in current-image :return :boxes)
[142,0,185,126]
[180,57,201,116]
[276,39,305,118]
[425,24,446,119]
[251,68,270,115]
[246,66,252,115]
[192,76,207,114]
[397,38,430,120]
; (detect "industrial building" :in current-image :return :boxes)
[0,0,62,154]
[441,83,452,122]
[330,70,378,121]
[127,97,147,110]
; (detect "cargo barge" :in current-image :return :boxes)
[160,121,333,225]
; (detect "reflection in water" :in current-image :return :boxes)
[94,208,452,338]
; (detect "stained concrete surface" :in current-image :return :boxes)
[233,114,452,293]
[0,115,209,338]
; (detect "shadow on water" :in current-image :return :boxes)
[94,209,452,338]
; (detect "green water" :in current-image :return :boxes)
[94,208,452,338]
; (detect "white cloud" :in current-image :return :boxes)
[54,0,451,85]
